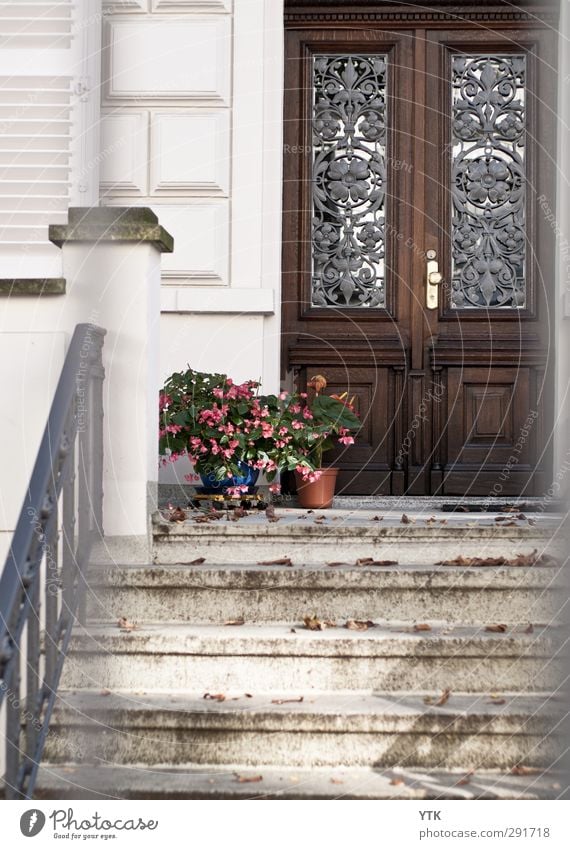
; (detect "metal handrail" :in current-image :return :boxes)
[0,323,105,799]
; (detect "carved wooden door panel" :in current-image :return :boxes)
[282,3,557,495]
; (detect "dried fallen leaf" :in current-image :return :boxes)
[372,515,383,521]
[224,617,245,626]
[330,778,344,785]
[100,688,111,696]
[457,771,474,786]
[401,513,414,524]
[487,697,507,705]
[511,765,541,776]
[265,505,279,523]
[355,557,398,566]
[231,507,248,521]
[485,624,508,632]
[234,774,263,783]
[436,549,558,568]
[203,692,226,702]
[258,557,293,566]
[117,617,137,631]
[271,696,304,705]
[327,561,350,567]
[390,778,405,786]
[303,615,335,631]
[524,623,534,634]
[425,517,437,525]
[345,619,376,631]
[435,688,451,706]
[169,507,186,523]
[413,623,432,632]
[244,693,253,698]
[188,557,206,565]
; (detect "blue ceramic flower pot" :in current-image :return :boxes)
[199,461,259,494]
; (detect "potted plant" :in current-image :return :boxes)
[159,367,359,505]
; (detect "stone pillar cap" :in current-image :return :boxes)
[49,207,174,253]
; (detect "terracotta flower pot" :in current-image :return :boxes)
[294,468,339,510]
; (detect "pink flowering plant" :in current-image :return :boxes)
[159,367,360,492]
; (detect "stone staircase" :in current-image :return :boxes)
[35,504,568,799]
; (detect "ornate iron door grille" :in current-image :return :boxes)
[451,54,527,308]
[311,54,388,308]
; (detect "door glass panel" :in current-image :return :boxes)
[451,54,526,308]
[311,55,387,308]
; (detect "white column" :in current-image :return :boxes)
[50,207,174,561]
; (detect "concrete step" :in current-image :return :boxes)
[86,561,562,625]
[61,622,566,693]
[33,763,567,800]
[45,690,560,770]
[151,508,564,566]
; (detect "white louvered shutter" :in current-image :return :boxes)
[0,1,101,279]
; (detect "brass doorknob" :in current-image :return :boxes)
[428,271,443,286]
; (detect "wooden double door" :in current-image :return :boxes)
[282,1,557,495]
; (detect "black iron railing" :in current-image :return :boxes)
[0,323,105,799]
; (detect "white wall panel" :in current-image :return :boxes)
[152,202,229,284]
[100,111,149,195]
[150,112,230,195]
[104,17,231,104]
[152,0,231,10]
[104,0,147,10]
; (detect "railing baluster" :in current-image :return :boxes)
[5,652,21,800]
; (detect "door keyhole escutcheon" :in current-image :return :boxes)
[426,250,443,310]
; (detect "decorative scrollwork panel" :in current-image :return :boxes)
[451,54,527,308]
[311,55,387,308]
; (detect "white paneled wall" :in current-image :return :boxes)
[100,0,284,426]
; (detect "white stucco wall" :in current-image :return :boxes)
[99,0,284,485]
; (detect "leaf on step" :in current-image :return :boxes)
[466,521,479,527]
[389,778,405,786]
[372,515,383,521]
[315,515,327,521]
[258,557,293,566]
[487,697,507,705]
[528,517,537,525]
[355,557,398,566]
[425,517,437,525]
[234,773,263,783]
[485,624,507,633]
[517,513,527,520]
[327,561,350,567]
[494,515,508,522]
[413,623,432,632]
[117,617,137,631]
[271,696,304,705]
[232,507,248,521]
[99,688,112,696]
[401,513,415,524]
[169,507,186,522]
[345,619,376,631]
[303,615,335,631]
[457,771,474,786]
[265,505,279,523]
[290,628,297,634]
[188,557,206,565]
[439,519,448,524]
[203,692,226,702]
[433,688,451,706]
[511,765,541,776]
[330,777,344,785]
[244,693,253,698]
[551,782,562,790]
[224,617,245,626]
[524,623,534,634]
